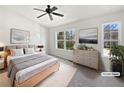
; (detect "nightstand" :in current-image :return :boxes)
[0,58,4,70]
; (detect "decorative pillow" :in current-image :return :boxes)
[25,48,35,54]
[11,48,24,56]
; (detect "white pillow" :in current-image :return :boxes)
[25,48,35,54]
[11,48,24,56]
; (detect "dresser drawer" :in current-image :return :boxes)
[89,62,98,69]
[73,49,99,70]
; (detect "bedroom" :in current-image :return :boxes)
[0,5,124,87]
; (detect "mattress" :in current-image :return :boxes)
[16,57,58,84]
[7,52,59,84]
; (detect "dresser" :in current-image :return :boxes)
[73,49,99,70]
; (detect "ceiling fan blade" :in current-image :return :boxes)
[50,6,58,12]
[37,13,47,18]
[49,14,53,21]
[34,8,46,12]
[52,12,64,17]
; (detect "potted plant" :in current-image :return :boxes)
[110,45,124,76]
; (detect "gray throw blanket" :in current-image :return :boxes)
[8,53,52,86]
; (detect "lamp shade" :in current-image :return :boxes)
[0,43,5,47]
[37,45,44,48]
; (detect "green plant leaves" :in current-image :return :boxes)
[110,45,124,63]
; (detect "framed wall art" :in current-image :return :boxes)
[78,28,98,44]
[10,28,30,44]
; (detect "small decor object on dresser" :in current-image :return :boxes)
[10,28,30,44]
[77,44,95,51]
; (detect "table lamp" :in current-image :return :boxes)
[0,42,5,58]
[37,45,44,51]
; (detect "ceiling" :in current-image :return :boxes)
[2,5,124,28]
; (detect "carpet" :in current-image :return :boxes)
[0,62,77,87]
[68,64,124,87]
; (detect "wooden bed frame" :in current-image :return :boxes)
[4,45,60,87]
[15,63,60,87]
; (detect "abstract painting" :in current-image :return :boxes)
[10,28,30,44]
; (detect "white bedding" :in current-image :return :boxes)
[16,57,58,84]
[7,52,45,66]
[7,52,59,84]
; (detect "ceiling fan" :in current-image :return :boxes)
[34,5,64,21]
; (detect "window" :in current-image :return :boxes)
[102,22,121,57]
[57,32,64,49]
[56,29,75,50]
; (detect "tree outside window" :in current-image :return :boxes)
[56,29,75,50]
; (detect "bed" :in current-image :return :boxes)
[5,45,60,87]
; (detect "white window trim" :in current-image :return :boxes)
[102,21,121,57]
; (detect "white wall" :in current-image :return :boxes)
[48,11,124,71]
[0,7,48,52]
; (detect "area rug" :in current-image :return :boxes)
[0,62,77,87]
